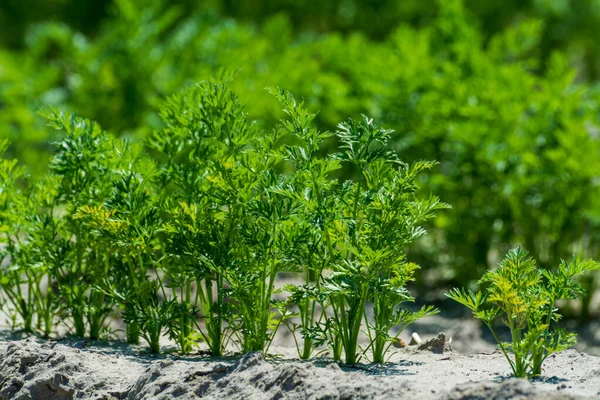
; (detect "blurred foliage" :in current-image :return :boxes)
[1,0,600,303]
[4,0,600,81]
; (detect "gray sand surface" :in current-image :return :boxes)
[1,333,599,400]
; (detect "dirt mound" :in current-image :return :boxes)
[0,339,140,399]
[127,352,402,399]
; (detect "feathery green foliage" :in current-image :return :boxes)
[0,76,443,363]
[2,1,600,312]
[446,248,600,378]
[322,116,446,364]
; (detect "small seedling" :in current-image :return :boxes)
[446,248,600,378]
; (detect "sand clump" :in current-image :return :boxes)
[1,335,600,399]
[416,332,452,354]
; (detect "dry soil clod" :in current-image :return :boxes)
[417,333,452,354]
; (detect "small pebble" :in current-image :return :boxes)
[409,333,422,346]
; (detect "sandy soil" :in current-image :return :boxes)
[1,331,599,400]
[2,286,599,399]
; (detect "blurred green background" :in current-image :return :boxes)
[1,0,600,313]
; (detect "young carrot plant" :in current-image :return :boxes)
[106,163,168,351]
[446,248,600,378]
[41,109,117,339]
[151,75,259,355]
[362,164,444,364]
[323,116,445,364]
[267,88,339,359]
[163,200,230,355]
[233,169,306,353]
[18,176,64,337]
[0,139,50,334]
[77,141,176,353]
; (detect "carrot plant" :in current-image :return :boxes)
[233,169,305,353]
[73,138,202,354]
[446,248,600,378]
[40,109,119,339]
[106,162,168,350]
[155,77,309,355]
[322,116,445,364]
[0,139,28,329]
[18,176,65,337]
[267,88,338,359]
[164,200,230,355]
[1,142,64,337]
[151,75,260,355]
[0,139,47,334]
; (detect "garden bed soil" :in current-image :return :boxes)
[1,333,599,400]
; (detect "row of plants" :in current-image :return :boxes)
[0,77,445,365]
[2,0,600,308]
[2,77,599,379]
[5,0,600,82]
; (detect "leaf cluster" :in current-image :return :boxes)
[446,248,600,378]
[0,76,444,364]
